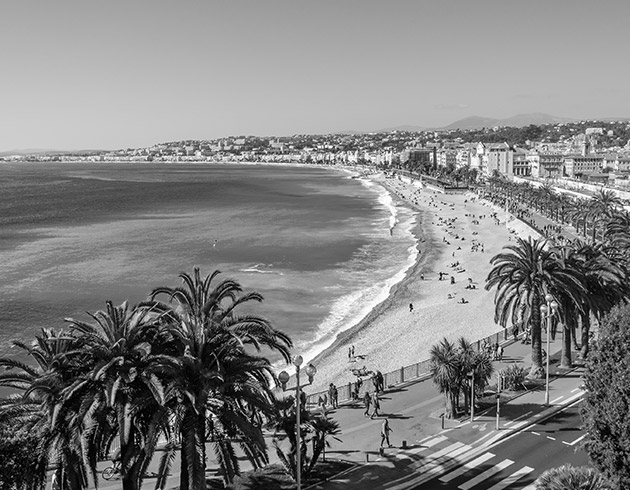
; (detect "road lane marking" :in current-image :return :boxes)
[571,387,580,393]
[550,395,564,404]
[486,466,534,490]
[531,431,540,436]
[439,452,495,482]
[547,436,556,441]
[503,411,533,427]
[569,434,585,446]
[458,459,514,490]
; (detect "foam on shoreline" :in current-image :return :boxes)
[303,173,539,394]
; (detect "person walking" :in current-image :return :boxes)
[370,392,380,419]
[376,370,384,393]
[380,418,393,448]
[363,390,371,417]
[409,303,414,312]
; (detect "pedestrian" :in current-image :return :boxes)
[380,418,393,448]
[328,383,337,409]
[363,391,371,417]
[372,373,379,392]
[497,345,503,361]
[511,324,519,341]
[409,303,414,312]
[371,392,380,419]
[332,384,339,408]
[351,345,355,358]
[376,370,384,393]
[493,342,499,360]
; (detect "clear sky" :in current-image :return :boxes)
[1,0,629,151]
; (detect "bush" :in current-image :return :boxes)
[501,364,527,391]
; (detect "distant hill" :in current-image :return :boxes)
[441,113,577,131]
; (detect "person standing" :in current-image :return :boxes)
[380,418,393,448]
[409,303,414,312]
[363,391,371,417]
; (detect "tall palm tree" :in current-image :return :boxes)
[62,301,176,490]
[145,267,292,489]
[0,329,91,490]
[570,241,628,359]
[486,237,585,378]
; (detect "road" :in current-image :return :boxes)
[410,401,588,490]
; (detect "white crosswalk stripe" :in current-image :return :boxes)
[411,442,465,470]
[520,482,538,490]
[458,459,514,490]
[439,452,495,482]
[396,435,447,460]
[486,466,534,490]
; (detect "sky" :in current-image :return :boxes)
[1,0,629,151]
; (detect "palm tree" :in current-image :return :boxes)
[486,237,585,378]
[570,241,628,359]
[535,464,612,489]
[429,338,461,419]
[62,301,175,490]
[145,267,292,489]
[305,415,342,477]
[0,329,91,490]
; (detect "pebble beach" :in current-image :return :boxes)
[307,173,540,395]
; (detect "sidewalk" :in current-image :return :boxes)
[306,334,584,490]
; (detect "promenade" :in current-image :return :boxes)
[83,330,583,490]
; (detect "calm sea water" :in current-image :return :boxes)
[0,162,418,364]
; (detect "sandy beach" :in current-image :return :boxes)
[307,173,539,395]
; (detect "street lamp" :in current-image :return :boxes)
[468,367,475,422]
[278,355,317,490]
[540,294,559,405]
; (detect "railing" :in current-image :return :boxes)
[305,328,508,407]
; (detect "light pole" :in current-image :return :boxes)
[469,367,475,422]
[278,356,317,490]
[540,294,558,405]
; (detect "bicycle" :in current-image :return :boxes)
[102,461,121,481]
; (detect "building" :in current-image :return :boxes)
[527,152,564,179]
[563,155,604,178]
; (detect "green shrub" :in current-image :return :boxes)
[501,364,527,391]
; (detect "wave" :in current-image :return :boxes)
[239,263,284,275]
[297,208,419,367]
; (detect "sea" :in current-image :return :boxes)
[0,161,419,366]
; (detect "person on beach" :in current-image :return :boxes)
[363,391,372,417]
[351,345,355,358]
[409,303,413,312]
[348,347,352,361]
[380,418,393,448]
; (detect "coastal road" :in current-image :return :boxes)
[408,402,589,490]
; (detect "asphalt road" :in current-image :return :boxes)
[412,401,589,490]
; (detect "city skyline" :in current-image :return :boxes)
[2,0,630,152]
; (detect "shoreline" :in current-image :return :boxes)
[306,173,538,395]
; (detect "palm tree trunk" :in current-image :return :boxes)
[581,310,591,359]
[529,305,545,378]
[179,410,207,490]
[561,323,572,369]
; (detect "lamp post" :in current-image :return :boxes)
[469,367,475,423]
[540,294,558,406]
[278,356,317,490]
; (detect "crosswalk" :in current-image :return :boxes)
[381,434,539,490]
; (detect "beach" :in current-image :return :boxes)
[307,173,539,394]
